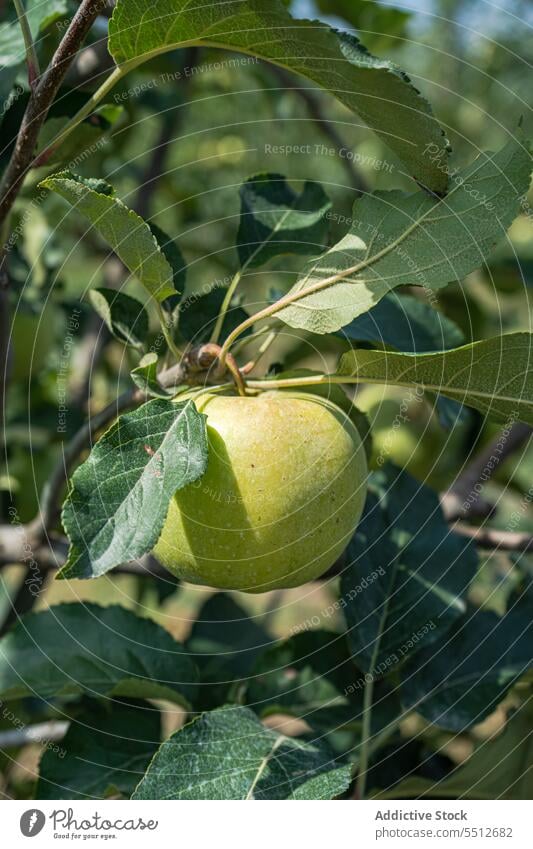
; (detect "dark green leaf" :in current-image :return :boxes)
[338,293,464,353]
[401,608,533,731]
[277,138,531,333]
[341,466,478,674]
[337,332,533,426]
[36,104,124,167]
[130,353,173,398]
[149,222,187,303]
[89,287,149,349]
[435,395,473,431]
[40,172,179,302]
[237,174,331,268]
[0,603,198,707]
[179,286,251,344]
[36,700,161,800]
[60,399,208,579]
[186,592,271,710]
[133,705,351,799]
[109,0,449,193]
[246,630,359,728]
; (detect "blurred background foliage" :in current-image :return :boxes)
[0,0,532,797]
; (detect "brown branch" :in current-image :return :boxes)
[0,721,69,750]
[441,422,532,522]
[0,525,171,578]
[0,570,51,638]
[267,65,370,196]
[0,0,108,229]
[452,523,533,553]
[0,283,11,433]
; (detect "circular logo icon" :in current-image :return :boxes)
[20,810,46,837]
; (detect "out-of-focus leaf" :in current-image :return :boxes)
[36,105,124,167]
[179,286,251,344]
[36,700,161,800]
[0,603,198,707]
[186,592,271,710]
[338,293,464,353]
[373,703,533,800]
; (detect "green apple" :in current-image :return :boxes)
[154,391,368,593]
[356,385,465,488]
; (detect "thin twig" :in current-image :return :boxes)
[13,0,40,87]
[0,0,108,229]
[0,570,50,637]
[0,721,69,750]
[442,422,532,522]
[0,283,10,434]
[452,523,533,553]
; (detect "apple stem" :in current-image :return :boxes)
[184,343,248,396]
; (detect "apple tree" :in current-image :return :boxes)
[0,0,532,801]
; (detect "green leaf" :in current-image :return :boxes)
[0,0,67,70]
[276,138,531,334]
[130,353,173,399]
[36,700,161,800]
[336,332,533,426]
[89,287,149,349]
[148,222,187,303]
[36,104,124,167]
[179,286,251,344]
[40,171,178,302]
[245,630,396,733]
[186,592,271,710]
[237,174,331,268]
[60,399,208,580]
[401,608,533,731]
[108,0,449,193]
[0,603,198,707]
[341,467,478,674]
[133,705,351,799]
[316,0,411,51]
[338,293,465,353]
[376,703,533,800]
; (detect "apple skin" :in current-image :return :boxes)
[154,392,368,593]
